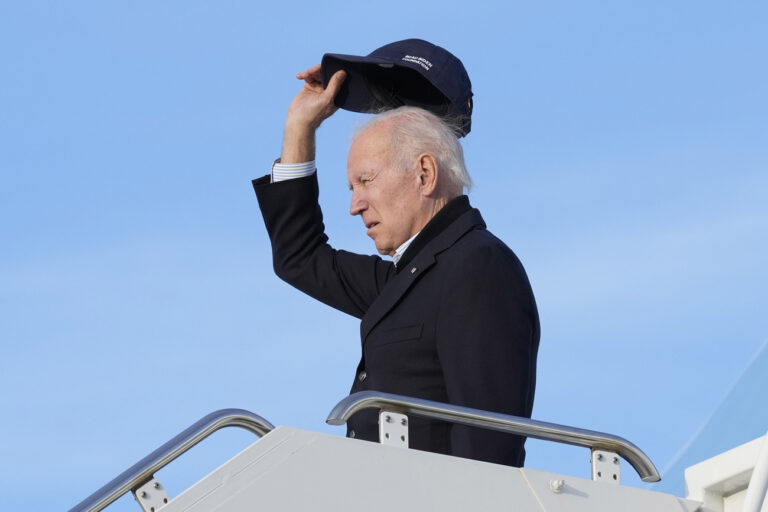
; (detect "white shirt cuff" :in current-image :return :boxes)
[271,160,316,182]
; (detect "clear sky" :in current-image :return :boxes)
[1,1,766,510]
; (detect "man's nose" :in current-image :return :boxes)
[350,192,367,216]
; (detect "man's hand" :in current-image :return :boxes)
[281,65,346,164]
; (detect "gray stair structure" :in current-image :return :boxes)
[162,426,700,512]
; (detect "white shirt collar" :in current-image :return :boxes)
[392,232,419,267]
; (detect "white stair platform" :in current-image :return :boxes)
[162,426,701,512]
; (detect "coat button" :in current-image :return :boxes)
[348,430,356,438]
[358,370,367,382]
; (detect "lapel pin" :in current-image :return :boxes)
[410,267,418,274]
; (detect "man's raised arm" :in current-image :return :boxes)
[254,64,390,319]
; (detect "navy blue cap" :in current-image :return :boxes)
[321,39,473,136]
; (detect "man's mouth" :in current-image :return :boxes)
[365,221,379,235]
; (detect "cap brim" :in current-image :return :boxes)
[321,53,396,113]
[321,52,470,136]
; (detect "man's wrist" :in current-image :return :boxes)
[272,160,316,182]
[281,122,316,163]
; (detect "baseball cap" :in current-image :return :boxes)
[321,39,473,137]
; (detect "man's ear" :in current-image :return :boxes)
[417,153,439,196]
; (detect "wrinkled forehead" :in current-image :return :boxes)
[352,119,394,150]
[347,122,394,171]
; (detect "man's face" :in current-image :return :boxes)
[347,123,423,256]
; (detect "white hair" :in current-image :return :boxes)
[354,106,472,195]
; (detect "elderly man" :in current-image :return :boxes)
[253,45,539,467]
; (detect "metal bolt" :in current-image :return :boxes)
[401,418,407,426]
[613,456,619,464]
[549,479,565,493]
[139,491,147,499]
[385,415,392,423]
[596,453,603,461]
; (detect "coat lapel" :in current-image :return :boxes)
[360,209,486,342]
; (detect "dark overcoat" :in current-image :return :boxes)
[254,173,540,466]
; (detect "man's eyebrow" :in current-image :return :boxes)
[349,172,367,186]
[358,170,379,181]
[348,169,379,190]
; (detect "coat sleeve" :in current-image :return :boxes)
[253,173,392,319]
[435,239,540,467]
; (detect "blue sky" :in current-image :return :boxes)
[1,1,766,510]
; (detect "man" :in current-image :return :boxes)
[253,41,539,467]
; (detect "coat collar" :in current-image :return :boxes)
[360,203,486,342]
[395,195,472,273]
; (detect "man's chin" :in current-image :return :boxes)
[372,242,393,257]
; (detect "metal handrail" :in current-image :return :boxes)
[69,408,275,512]
[327,391,660,482]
